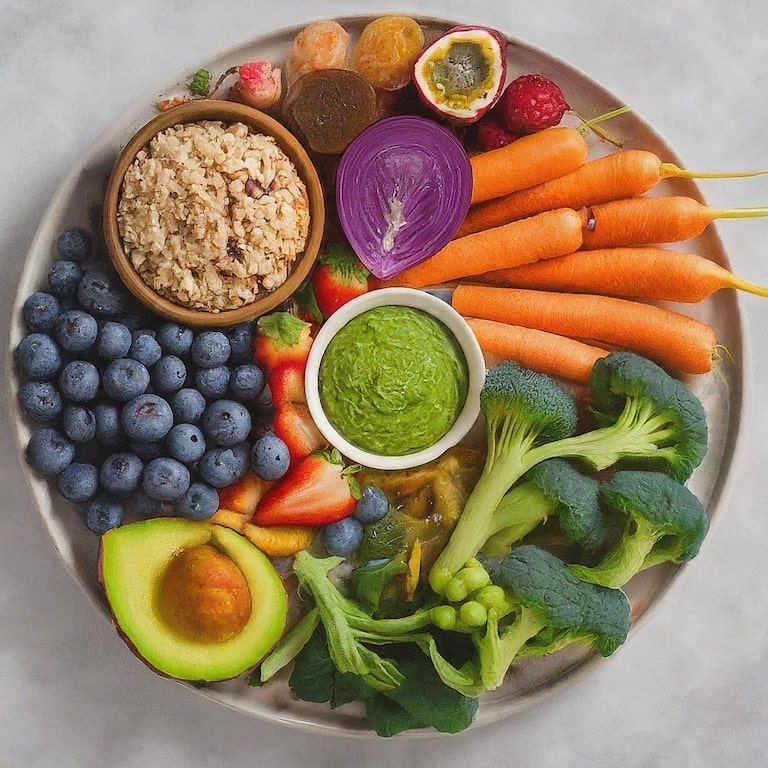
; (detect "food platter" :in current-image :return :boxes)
[7,14,745,736]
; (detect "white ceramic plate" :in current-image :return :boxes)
[6,15,746,736]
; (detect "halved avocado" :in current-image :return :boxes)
[98,517,288,682]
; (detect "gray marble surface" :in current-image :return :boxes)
[2,1,767,765]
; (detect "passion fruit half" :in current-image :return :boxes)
[98,518,288,682]
[412,25,507,123]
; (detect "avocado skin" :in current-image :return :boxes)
[98,517,288,682]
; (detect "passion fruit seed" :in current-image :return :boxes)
[156,543,252,644]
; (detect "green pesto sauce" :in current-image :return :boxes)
[318,305,469,457]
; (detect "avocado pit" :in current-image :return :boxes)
[157,543,252,644]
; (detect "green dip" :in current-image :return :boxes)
[318,305,469,456]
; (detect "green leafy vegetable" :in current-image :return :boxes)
[187,68,212,96]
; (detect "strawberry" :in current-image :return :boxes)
[273,401,325,463]
[269,359,307,407]
[253,449,360,526]
[253,312,313,371]
[312,242,370,319]
[217,469,266,516]
[495,74,570,134]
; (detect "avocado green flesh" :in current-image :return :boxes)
[318,305,469,456]
[99,518,288,682]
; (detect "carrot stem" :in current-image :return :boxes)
[660,162,768,180]
[707,206,768,219]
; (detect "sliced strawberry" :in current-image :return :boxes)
[253,449,359,526]
[253,312,313,371]
[217,469,266,516]
[312,242,370,319]
[273,401,325,463]
[269,359,307,407]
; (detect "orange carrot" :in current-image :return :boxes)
[451,284,718,374]
[459,150,767,236]
[469,127,589,205]
[581,195,768,249]
[476,246,768,303]
[382,208,583,289]
[464,316,609,384]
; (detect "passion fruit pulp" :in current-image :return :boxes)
[412,25,507,123]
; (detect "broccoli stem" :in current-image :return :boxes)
[568,516,658,588]
[429,460,526,594]
[477,606,546,691]
[480,482,552,557]
[524,400,680,476]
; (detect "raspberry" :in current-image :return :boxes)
[496,74,570,134]
[474,115,519,152]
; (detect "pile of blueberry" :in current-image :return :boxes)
[14,227,276,535]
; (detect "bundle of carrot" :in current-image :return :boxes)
[458,147,767,237]
[451,284,718,377]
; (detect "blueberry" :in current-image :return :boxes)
[229,364,266,402]
[102,358,150,401]
[17,381,63,422]
[127,439,165,462]
[322,517,365,557]
[53,309,98,353]
[129,331,162,367]
[23,291,61,332]
[132,488,163,517]
[194,365,230,399]
[191,330,231,368]
[76,267,127,317]
[26,427,75,475]
[100,452,144,498]
[352,485,389,524]
[156,323,194,356]
[226,323,255,365]
[142,456,191,501]
[93,401,124,447]
[56,227,92,261]
[58,359,100,403]
[57,462,99,503]
[200,399,252,447]
[14,332,62,380]
[250,432,290,481]
[151,355,187,393]
[121,393,174,442]
[170,387,207,424]
[167,423,206,464]
[84,494,123,535]
[197,444,249,488]
[175,482,219,521]
[95,321,132,361]
[47,259,83,298]
[61,405,97,443]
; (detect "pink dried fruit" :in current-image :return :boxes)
[228,61,282,110]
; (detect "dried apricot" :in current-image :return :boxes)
[285,20,351,86]
[352,16,425,91]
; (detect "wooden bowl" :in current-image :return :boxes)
[103,99,325,327]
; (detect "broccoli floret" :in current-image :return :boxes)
[481,458,610,558]
[568,470,709,589]
[528,352,708,482]
[476,545,632,689]
[428,362,579,593]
